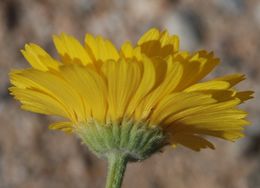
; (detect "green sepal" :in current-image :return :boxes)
[75,119,166,161]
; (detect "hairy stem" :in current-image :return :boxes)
[105,153,128,188]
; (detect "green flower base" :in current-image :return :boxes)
[75,119,166,188]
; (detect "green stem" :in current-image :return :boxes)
[105,153,128,188]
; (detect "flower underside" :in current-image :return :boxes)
[10,28,253,151]
[76,119,165,161]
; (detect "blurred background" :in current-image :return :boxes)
[0,0,259,187]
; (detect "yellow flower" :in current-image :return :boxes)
[10,28,253,152]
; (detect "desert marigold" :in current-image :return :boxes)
[9,28,253,188]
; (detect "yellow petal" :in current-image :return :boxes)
[184,81,230,92]
[234,91,254,102]
[53,33,92,65]
[120,41,142,61]
[137,29,179,58]
[196,89,235,102]
[175,51,220,91]
[170,133,215,151]
[135,58,183,120]
[12,69,85,122]
[150,92,216,124]
[193,130,244,141]
[179,109,247,125]
[102,59,141,121]
[137,28,160,45]
[49,122,73,133]
[120,41,134,58]
[126,56,156,116]
[214,74,245,87]
[165,98,241,125]
[192,51,220,81]
[10,87,69,117]
[159,30,179,52]
[85,34,119,62]
[60,65,107,123]
[21,43,59,71]
[10,69,41,89]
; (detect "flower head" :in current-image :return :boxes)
[10,28,253,153]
